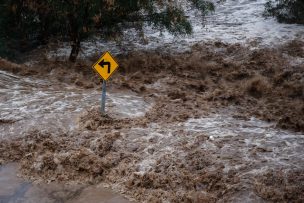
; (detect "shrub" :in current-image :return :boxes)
[264,0,304,24]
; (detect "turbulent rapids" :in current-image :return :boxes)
[0,0,304,202]
[0,70,151,138]
[49,0,304,58]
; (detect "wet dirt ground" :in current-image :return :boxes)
[0,41,304,202]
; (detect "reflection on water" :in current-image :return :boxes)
[0,163,131,203]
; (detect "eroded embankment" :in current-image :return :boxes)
[0,40,304,202]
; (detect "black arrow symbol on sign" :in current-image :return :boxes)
[98,59,111,74]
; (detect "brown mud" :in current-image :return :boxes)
[0,40,304,202]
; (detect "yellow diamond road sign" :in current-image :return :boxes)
[92,51,119,81]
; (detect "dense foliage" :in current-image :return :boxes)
[264,0,304,24]
[0,0,214,61]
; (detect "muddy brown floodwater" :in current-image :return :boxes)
[0,68,148,203]
[0,163,131,203]
[0,41,304,202]
[0,70,151,137]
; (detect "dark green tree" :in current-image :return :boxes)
[264,0,304,24]
[0,0,214,62]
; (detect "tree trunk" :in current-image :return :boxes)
[68,12,80,63]
[69,37,80,62]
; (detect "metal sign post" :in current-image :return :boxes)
[101,80,106,115]
[92,51,119,115]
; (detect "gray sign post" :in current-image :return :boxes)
[101,80,106,115]
[92,51,118,115]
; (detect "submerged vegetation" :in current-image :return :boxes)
[0,0,214,61]
[264,0,304,24]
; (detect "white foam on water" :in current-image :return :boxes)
[184,113,304,170]
[47,0,304,59]
[107,92,151,118]
[184,115,276,137]
[0,71,151,138]
[124,112,304,186]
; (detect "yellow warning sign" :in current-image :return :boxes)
[92,51,119,81]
